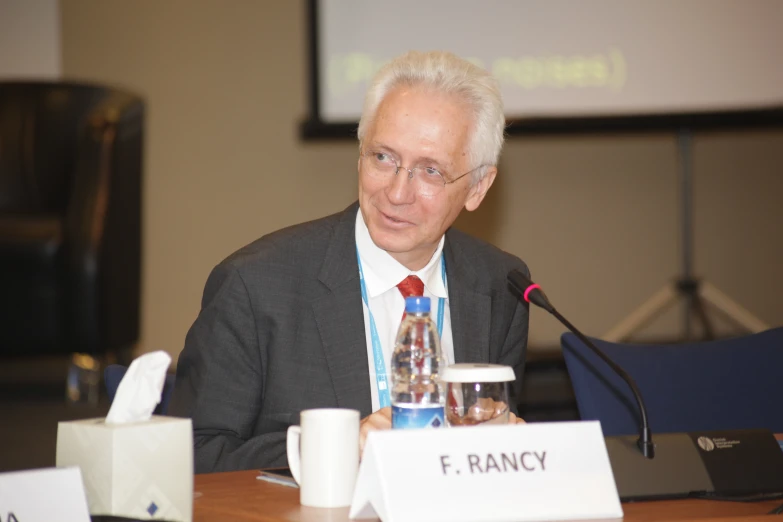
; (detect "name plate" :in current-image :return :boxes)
[350,421,622,522]
[0,467,91,522]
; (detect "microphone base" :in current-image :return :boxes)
[606,429,783,501]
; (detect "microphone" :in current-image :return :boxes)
[508,269,783,501]
[507,269,655,459]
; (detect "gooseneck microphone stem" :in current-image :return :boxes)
[548,307,655,458]
[507,269,655,459]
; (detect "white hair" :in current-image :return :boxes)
[357,50,505,184]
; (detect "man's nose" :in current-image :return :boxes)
[386,167,416,203]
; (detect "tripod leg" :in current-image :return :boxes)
[602,284,679,342]
[684,286,694,341]
[677,278,715,341]
[690,291,716,341]
[699,282,770,333]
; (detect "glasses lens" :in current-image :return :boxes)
[412,167,445,197]
[364,151,396,179]
[361,152,446,197]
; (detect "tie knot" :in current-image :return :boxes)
[397,275,424,299]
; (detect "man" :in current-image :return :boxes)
[169,50,530,473]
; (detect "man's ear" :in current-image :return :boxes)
[464,166,497,212]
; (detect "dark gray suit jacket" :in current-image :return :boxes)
[169,202,530,473]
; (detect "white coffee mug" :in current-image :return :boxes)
[286,408,360,508]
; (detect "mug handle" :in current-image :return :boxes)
[286,425,302,485]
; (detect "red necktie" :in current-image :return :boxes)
[397,275,426,392]
[397,275,424,323]
[399,275,455,411]
[397,275,424,300]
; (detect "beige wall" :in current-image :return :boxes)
[0,0,60,78]
[61,1,783,360]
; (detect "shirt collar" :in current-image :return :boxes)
[355,209,447,299]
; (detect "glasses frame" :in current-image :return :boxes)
[360,149,486,196]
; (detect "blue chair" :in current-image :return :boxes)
[561,327,783,436]
[104,364,176,415]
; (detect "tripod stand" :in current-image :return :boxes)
[602,129,769,343]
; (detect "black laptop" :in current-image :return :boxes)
[606,429,783,501]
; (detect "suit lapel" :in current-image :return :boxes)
[311,203,373,416]
[311,209,493,416]
[445,231,491,364]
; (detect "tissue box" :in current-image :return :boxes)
[56,415,193,521]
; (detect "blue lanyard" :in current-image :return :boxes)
[356,247,446,407]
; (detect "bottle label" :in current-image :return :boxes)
[392,404,445,429]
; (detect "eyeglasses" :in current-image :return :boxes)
[360,150,483,198]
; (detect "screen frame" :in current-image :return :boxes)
[300,0,783,140]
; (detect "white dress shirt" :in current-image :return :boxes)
[355,210,455,412]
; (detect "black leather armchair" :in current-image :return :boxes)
[0,82,144,360]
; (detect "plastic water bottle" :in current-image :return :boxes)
[391,296,446,429]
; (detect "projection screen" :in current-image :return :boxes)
[303,0,783,137]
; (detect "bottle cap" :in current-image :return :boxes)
[441,363,515,383]
[404,296,431,313]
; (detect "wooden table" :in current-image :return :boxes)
[193,470,783,522]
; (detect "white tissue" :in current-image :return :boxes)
[106,351,172,424]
